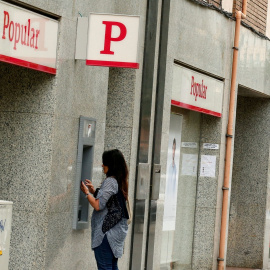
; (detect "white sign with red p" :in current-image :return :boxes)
[86,13,140,69]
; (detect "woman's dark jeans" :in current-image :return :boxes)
[94,235,119,270]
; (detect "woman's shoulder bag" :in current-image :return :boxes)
[102,189,130,233]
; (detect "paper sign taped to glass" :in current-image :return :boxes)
[200,155,216,178]
[181,154,198,176]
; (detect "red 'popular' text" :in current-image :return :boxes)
[2,11,40,50]
[190,76,207,101]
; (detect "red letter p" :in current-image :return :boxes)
[100,21,127,55]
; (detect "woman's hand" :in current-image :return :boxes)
[85,179,95,194]
[81,180,100,211]
[80,181,89,194]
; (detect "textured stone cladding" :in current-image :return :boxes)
[105,68,136,164]
[233,0,268,34]
[0,62,55,270]
[0,1,104,270]
[227,96,270,268]
[0,0,146,269]
[191,112,223,270]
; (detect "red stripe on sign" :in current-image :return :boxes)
[0,54,57,75]
[86,60,139,69]
[171,100,222,118]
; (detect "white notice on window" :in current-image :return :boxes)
[200,155,216,178]
[203,143,219,150]
[181,154,198,176]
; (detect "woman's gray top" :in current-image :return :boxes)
[91,177,128,258]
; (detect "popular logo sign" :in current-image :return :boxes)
[0,1,58,74]
[190,76,207,101]
[86,13,140,69]
[2,11,41,50]
[171,65,224,117]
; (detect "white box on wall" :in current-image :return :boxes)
[0,201,13,270]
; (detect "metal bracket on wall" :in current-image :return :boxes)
[136,163,151,200]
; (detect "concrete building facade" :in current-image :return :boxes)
[0,0,270,269]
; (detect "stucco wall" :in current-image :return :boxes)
[238,26,270,97]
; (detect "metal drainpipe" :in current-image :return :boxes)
[217,1,247,270]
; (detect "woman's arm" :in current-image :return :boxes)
[86,193,100,211]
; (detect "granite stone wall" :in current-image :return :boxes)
[0,0,112,269]
[0,63,55,270]
[2,1,270,270]
[0,0,147,269]
[227,96,270,268]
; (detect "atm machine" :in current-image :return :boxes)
[73,116,96,230]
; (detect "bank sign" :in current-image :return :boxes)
[86,13,140,69]
[171,65,224,117]
[0,1,58,74]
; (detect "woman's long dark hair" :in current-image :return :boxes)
[102,149,129,200]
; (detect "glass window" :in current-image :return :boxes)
[160,107,201,269]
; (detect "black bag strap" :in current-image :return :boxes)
[93,188,100,198]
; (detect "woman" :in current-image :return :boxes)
[80,149,129,270]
